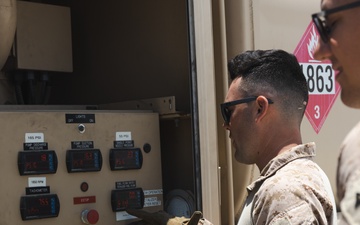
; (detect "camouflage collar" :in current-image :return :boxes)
[247,142,316,191]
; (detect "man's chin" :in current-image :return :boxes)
[341,92,360,109]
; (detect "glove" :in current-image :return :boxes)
[126,209,203,225]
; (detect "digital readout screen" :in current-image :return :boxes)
[66,149,102,172]
[20,194,60,220]
[18,150,58,175]
[109,148,143,170]
[111,188,144,212]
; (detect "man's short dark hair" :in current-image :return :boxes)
[227,49,309,120]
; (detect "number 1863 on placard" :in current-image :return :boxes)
[300,63,335,95]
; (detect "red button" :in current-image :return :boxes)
[81,209,99,224]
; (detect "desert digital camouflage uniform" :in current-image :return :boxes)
[237,142,337,225]
[337,121,360,225]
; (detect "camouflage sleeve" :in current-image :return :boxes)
[337,123,360,225]
[338,169,360,225]
[268,202,319,224]
[252,165,334,224]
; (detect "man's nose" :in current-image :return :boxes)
[313,38,332,61]
[222,122,230,130]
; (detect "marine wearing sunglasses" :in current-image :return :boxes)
[312,1,360,43]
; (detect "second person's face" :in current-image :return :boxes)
[314,0,360,108]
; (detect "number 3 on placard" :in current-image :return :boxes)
[314,105,320,119]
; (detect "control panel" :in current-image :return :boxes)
[0,109,163,225]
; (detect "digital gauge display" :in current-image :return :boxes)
[109,148,143,170]
[66,149,102,173]
[20,194,60,220]
[111,188,144,212]
[18,150,58,175]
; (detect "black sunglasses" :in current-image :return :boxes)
[312,1,360,43]
[220,96,274,125]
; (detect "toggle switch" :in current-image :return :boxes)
[78,124,86,133]
[81,209,99,224]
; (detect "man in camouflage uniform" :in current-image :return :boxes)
[312,0,360,224]
[222,49,336,224]
[126,49,337,225]
[236,143,335,224]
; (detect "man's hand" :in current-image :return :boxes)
[126,209,203,225]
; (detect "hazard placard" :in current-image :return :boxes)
[294,21,340,134]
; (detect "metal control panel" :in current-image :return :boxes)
[0,109,163,225]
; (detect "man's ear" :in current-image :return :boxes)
[255,96,270,122]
